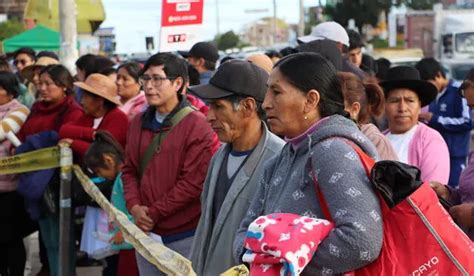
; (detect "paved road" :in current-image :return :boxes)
[24,232,102,276]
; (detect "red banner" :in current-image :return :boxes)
[161,0,204,27]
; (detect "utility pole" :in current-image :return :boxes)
[58,144,73,276]
[215,0,220,36]
[298,0,305,37]
[272,0,277,45]
[59,0,78,75]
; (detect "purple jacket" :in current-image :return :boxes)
[448,151,474,239]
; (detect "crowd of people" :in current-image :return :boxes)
[0,20,473,276]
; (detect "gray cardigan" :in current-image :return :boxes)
[189,123,285,275]
[233,115,383,275]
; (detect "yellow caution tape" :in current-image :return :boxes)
[0,147,196,275]
[220,265,249,276]
[0,146,60,174]
[72,165,196,276]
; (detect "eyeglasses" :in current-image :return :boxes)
[138,75,175,86]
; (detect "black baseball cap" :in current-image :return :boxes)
[296,39,343,70]
[178,42,219,63]
[188,59,269,102]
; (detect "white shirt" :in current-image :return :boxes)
[92,117,104,129]
[386,125,418,163]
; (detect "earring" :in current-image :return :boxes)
[304,116,308,120]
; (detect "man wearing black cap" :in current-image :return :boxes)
[295,39,343,70]
[179,41,219,85]
[188,60,284,275]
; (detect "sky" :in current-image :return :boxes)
[101,0,321,54]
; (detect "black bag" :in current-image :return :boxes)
[39,170,61,217]
[39,167,115,215]
[72,167,114,207]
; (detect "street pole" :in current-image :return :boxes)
[298,0,305,37]
[59,0,78,75]
[215,0,220,36]
[58,144,73,276]
[272,0,277,45]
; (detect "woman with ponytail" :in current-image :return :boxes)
[233,53,383,274]
[338,72,399,161]
[83,131,138,276]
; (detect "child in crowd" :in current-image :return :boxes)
[83,130,138,276]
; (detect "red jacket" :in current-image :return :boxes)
[59,107,128,157]
[18,96,83,141]
[123,99,217,236]
[186,94,208,116]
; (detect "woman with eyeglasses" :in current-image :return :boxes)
[16,64,83,276]
[431,68,474,241]
[116,62,147,119]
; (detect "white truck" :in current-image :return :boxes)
[433,4,474,81]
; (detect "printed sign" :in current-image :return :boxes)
[159,0,204,52]
[161,0,203,27]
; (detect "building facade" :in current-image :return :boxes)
[242,17,289,48]
[0,0,28,19]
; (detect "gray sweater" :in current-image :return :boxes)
[233,115,383,275]
[189,123,285,275]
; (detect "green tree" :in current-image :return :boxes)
[404,0,439,10]
[0,19,24,41]
[324,0,439,30]
[305,7,322,35]
[215,31,240,51]
[324,1,392,31]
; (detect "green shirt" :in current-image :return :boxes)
[110,172,134,251]
[17,83,34,109]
